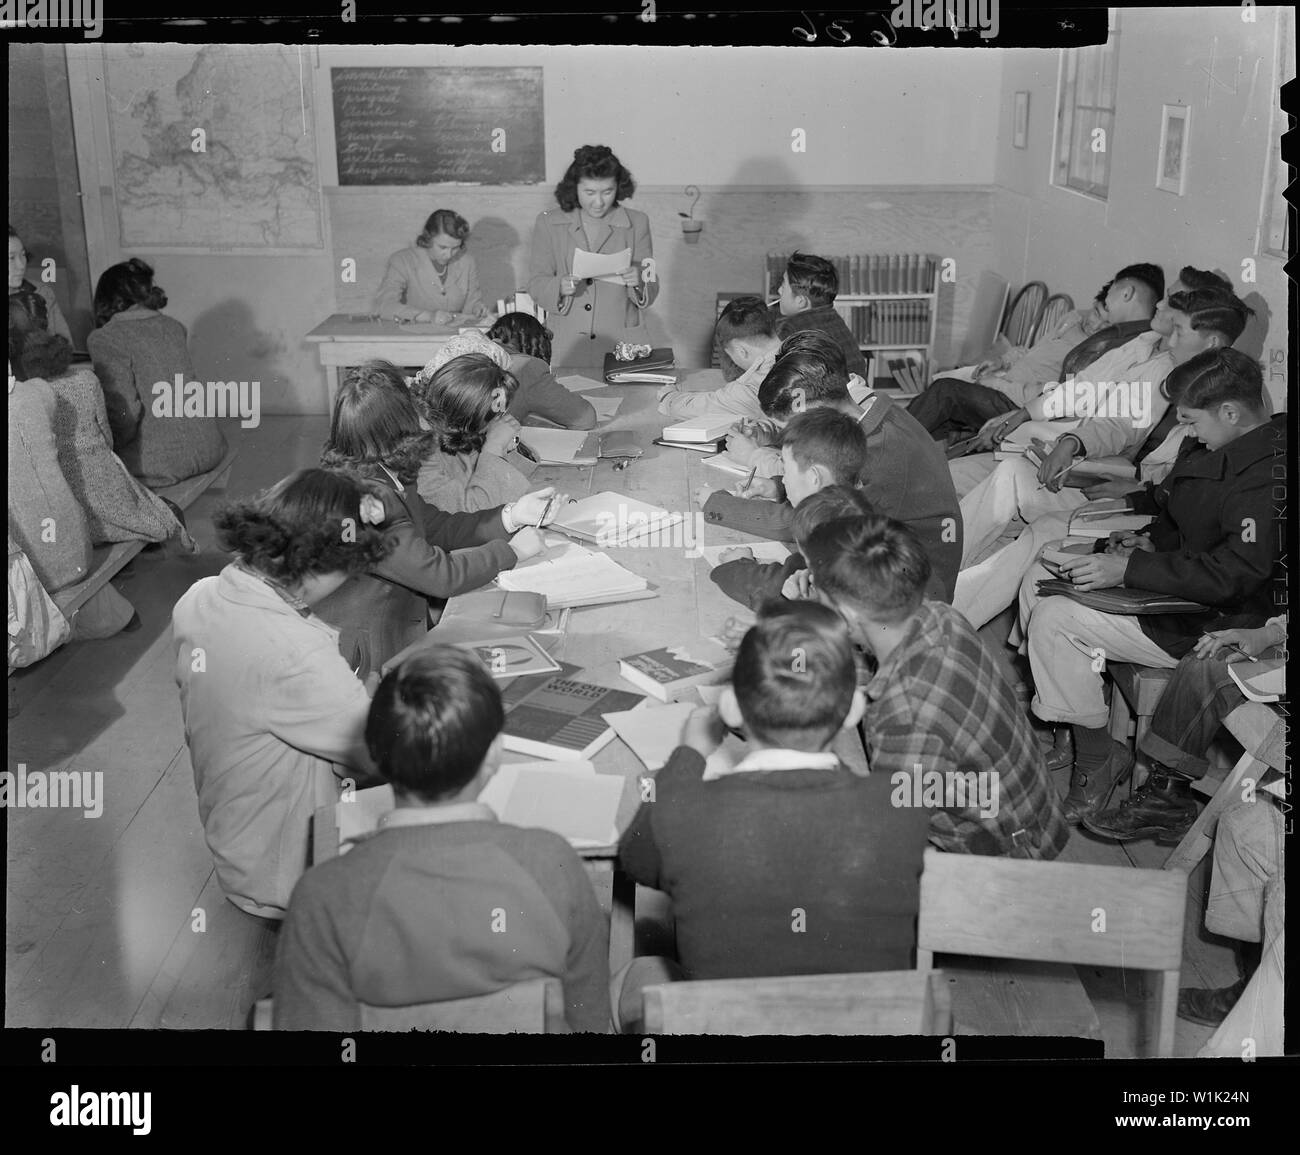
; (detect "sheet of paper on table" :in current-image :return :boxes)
[572,247,632,283]
[589,395,623,422]
[518,426,598,465]
[603,701,738,779]
[479,760,623,848]
[557,374,608,392]
[697,541,792,569]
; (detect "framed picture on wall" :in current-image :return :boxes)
[1013,91,1029,149]
[1156,103,1190,195]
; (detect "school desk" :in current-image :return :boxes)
[304,313,469,405]
[312,369,870,977]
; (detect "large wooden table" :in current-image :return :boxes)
[313,368,867,976]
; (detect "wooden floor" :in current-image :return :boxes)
[6,413,1239,1052]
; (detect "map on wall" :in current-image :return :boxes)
[103,44,323,250]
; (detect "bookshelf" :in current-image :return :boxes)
[764,253,939,390]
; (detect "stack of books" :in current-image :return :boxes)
[603,348,677,384]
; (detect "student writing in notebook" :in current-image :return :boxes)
[410,353,534,513]
[699,331,962,602]
[657,295,780,421]
[612,601,931,1030]
[273,647,610,1031]
[485,311,597,430]
[314,361,560,678]
[1017,350,1286,824]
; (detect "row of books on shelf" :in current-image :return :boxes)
[766,251,938,296]
[834,300,932,347]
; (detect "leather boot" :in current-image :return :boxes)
[1178,942,1262,1026]
[1063,740,1134,825]
[1082,767,1200,844]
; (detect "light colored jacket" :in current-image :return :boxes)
[374,246,485,321]
[527,205,658,367]
[173,564,376,920]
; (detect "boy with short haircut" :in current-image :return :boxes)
[273,647,610,1031]
[803,514,1070,859]
[699,331,962,601]
[616,600,932,992]
[776,251,869,378]
[659,295,780,419]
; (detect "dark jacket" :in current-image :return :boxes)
[314,465,516,677]
[778,305,869,379]
[702,395,962,602]
[1126,414,1286,657]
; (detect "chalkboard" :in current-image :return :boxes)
[332,67,545,186]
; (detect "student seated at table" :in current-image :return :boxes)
[612,600,932,1027]
[1017,351,1285,824]
[409,353,534,513]
[773,251,868,378]
[909,263,1164,442]
[315,360,557,678]
[86,257,229,488]
[273,647,611,1032]
[657,295,780,421]
[697,331,962,602]
[173,468,390,921]
[374,208,488,324]
[711,484,877,612]
[1083,615,1286,845]
[958,290,1250,569]
[803,514,1070,859]
[485,311,597,429]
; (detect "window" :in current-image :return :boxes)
[1053,8,1120,200]
[1260,6,1294,257]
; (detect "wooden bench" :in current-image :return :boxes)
[51,446,238,619]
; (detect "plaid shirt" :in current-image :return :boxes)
[862,601,1069,859]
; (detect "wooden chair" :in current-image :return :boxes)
[1106,663,1174,793]
[1165,701,1285,873]
[251,977,568,1033]
[916,848,1186,1056]
[640,970,952,1036]
[1030,292,1075,346]
[998,280,1049,348]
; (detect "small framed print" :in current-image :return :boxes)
[1156,103,1190,195]
[1013,91,1029,150]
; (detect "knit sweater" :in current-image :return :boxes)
[618,747,931,980]
[273,816,610,1031]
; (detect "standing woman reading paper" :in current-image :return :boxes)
[374,208,488,324]
[527,145,658,367]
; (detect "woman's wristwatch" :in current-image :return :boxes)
[501,503,518,532]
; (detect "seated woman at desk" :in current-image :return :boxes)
[374,208,488,325]
[527,144,658,367]
[409,352,533,514]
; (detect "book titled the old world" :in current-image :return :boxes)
[501,661,646,760]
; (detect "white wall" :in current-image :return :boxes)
[992,7,1291,409]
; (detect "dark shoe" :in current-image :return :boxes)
[1082,768,1200,844]
[1063,741,1134,825]
[1177,979,1247,1026]
[1045,730,1074,773]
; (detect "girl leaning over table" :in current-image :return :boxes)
[527,145,658,368]
[374,208,489,325]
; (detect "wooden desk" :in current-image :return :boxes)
[304,314,469,405]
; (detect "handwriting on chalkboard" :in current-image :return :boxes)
[332,67,545,186]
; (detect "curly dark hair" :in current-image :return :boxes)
[320,360,436,485]
[416,208,470,249]
[92,258,168,327]
[411,354,519,455]
[9,297,73,381]
[486,312,553,364]
[214,468,392,585]
[554,144,636,213]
